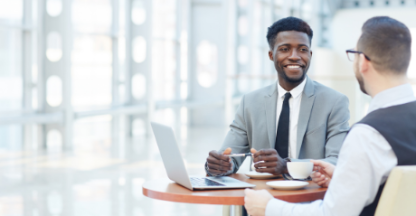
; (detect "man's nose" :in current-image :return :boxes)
[288,49,301,61]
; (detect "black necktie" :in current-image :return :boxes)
[275,92,291,158]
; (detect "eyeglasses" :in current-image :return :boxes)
[346,49,371,62]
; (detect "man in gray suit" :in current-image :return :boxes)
[206,17,350,177]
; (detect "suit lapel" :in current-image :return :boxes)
[264,84,278,149]
[296,77,316,157]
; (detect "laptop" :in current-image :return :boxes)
[150,122,255,190]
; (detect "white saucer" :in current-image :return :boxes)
[245,171,280,179]
[266,180,309,190]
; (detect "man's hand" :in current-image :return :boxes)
[206,148,233,176]
[252,149,287,175]
[310,160,335,188]
[244,189,273,216]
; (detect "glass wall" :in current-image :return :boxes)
[1,0,416,152]
[0,0,25,150]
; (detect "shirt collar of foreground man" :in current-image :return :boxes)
[244,16,416,216]
[367,83,415,113]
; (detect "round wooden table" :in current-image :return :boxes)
[142,174,327,216]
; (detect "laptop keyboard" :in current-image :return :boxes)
[190,177,226,187]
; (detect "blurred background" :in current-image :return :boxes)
[1,0,416,215]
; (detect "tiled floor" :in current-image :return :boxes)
[0,126,229,216]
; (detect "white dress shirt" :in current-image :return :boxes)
[265,83,416,216]
[276,78,306,159]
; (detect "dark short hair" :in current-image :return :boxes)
[358,16,412,74]
[266,17,313,49]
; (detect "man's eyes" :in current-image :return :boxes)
[278,47,309,52]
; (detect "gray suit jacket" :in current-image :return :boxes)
[221,77,350,172]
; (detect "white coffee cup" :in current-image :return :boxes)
[287,162,313,179]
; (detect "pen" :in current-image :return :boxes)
[227,153,252,157]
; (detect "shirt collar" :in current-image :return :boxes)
[277,77,307,99]
[368,83,415,113]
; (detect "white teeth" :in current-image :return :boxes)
[287,65,300,69]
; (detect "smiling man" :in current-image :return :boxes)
[205,17,350,179]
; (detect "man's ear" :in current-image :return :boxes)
[268,50,273,61]
[359,54,369,74]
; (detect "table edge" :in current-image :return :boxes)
[143,185,326,205]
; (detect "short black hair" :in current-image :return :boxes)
[266,17,313,49]
[358,16,411,74]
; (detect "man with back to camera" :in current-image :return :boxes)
[244,16,416,216]
[205,17,350,178]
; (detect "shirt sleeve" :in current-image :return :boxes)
[265,124,397,216]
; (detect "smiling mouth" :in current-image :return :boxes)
[284,64,304,69]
